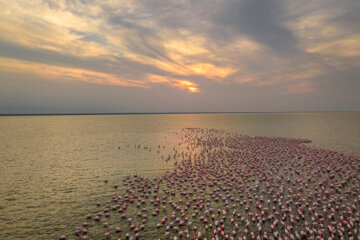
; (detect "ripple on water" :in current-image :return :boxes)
[0,113,359,239]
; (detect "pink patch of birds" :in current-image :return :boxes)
[59,128,360,240]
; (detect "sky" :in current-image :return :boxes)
[0,0,359,113]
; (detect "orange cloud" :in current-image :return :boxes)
[0,57,147,87]
[173,80,200,93]
[1,0,358,99]
[188,87,200,93]
[187,63,236,80]
[146,74,200,92]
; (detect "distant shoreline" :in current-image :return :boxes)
[0,111,358,116]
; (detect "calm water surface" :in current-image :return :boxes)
[0,113,359,239]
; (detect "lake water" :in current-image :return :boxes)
[0,112,359,239]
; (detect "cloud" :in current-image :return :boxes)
[213,0,297,54]
[0,0,359,112]
[0,57,146,87]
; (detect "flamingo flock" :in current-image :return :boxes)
[58,128,359,239]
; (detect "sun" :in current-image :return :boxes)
[175,80,200,93]
[188,87,199,93]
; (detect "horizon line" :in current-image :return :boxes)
[0,111,359,116]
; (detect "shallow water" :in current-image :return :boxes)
[0,112,359,239]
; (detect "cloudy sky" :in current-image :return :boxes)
[0,0,359,113]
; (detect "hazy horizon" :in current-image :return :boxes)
[1,111,360,116]
[1,0,359,113]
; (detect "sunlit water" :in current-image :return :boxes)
[0,112,359,239]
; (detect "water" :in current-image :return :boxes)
[0,112,359,239]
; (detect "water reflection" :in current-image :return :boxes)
[0,113,359,239]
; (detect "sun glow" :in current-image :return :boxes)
[188,87,200,93]
[188,63,236,79]
[174,80,200,93]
